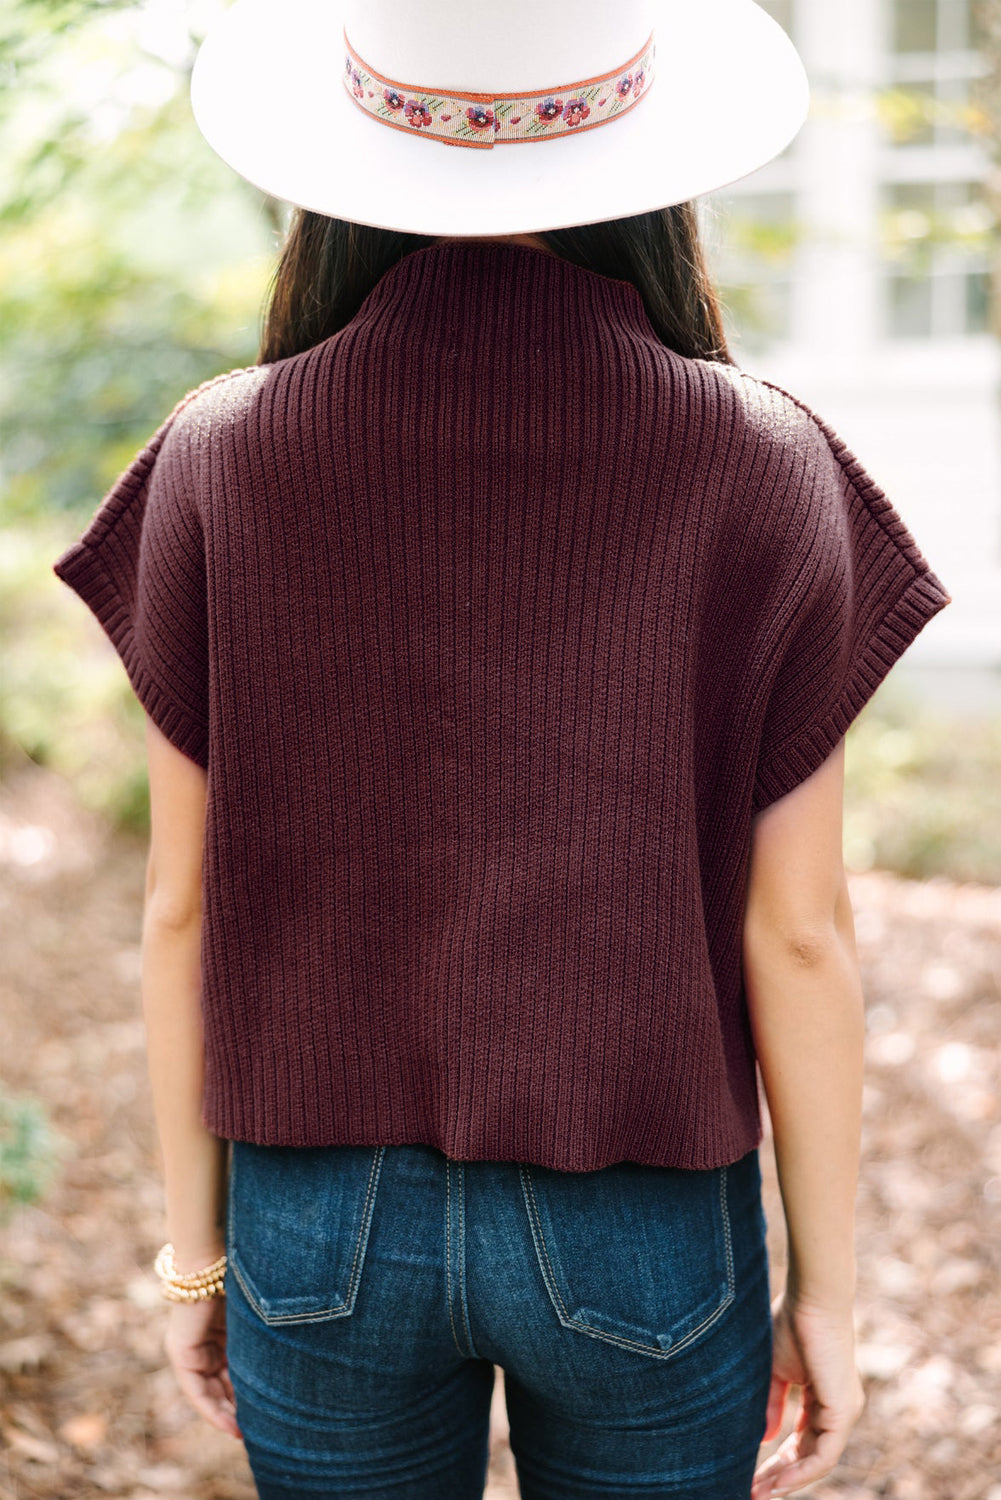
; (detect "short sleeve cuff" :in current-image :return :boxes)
[751,565,949,814]
[54,537,210,771]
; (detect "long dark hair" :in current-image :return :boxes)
[258,205,735,366]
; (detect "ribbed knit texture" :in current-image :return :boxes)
[52,238,952,1171]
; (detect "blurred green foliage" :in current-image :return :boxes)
[875,86,994,147]
[0,0,275,526]
[0,0,274,824]
[0,1081,73,1224]
[843,689,1001,885]
[705,195,802,353]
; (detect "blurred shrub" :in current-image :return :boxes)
[843,685,1001,885]
[0,1082,73,1224]
[3,520,154,831]
[0,0,274,528]
[0,206,271,525]
[1,0,272,829]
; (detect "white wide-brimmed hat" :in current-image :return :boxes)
[190,0,810,236]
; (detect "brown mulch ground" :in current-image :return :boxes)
[1,757,999,1500]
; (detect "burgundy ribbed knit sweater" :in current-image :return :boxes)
[52,237,952,1171]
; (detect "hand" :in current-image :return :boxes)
[751,1286,866,1498]
[163,1294,242,1440]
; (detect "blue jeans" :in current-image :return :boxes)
[224,1140,772,1498]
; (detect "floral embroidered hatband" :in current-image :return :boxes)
[342,30,656,148]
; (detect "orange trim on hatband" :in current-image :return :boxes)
[342,29,656,148]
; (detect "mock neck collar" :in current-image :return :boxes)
[354,235,658,340]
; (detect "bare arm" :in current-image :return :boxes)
[141,714,227,1276]
[745,737,867,1499]
[138,716,239,1442]
[743,736,864,1306]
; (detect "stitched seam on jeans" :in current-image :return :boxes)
[720,1163,735,1295]
[226,1148,236,1256]
[227,1256,352,1324]
[521,1167,573,1321]
[521,1163,735,1359]
[343,1146,383,1307]
[580,1286,735,1358]
[445,1162,466,1356]
[226,1141,353,1320]
[456,1161,480,1358]
[227,1147,385,1325]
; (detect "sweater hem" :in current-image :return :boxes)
[201,1098,765,1174]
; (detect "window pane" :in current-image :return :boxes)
[892,0,938,53]
[881,182,932,271]
[941,0,988,49]
[936,77,976,145]
[968,0,990,49]
[886,272,935,335]
[721,190,799,222]
[885,181,937,213]
[937,178,984,207]
[965,269,991,331]
[880,79,938,144]
[880,179,991,269]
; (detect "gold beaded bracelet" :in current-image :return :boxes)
[154,1242,227,1302]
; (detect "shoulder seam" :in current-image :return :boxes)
[69,370,264,554]
[170,362,268,421]
[732,367,933,584]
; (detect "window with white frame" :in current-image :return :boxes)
[880,177,992,336]
[878,0,993,337]
[892,0,984,55]
[703,0,801,352]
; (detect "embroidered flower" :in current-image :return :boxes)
[405,99,433,128]
[343,40,655,145]
[536,97,564,124]
[562,97,590,127]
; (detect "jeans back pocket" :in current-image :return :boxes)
[519,1157,734,1359]
[226,1140,385,1326]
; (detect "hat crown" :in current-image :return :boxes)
[190,0,810,234]
[343,0,655,93]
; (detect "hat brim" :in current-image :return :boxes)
[190,0,810,234]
